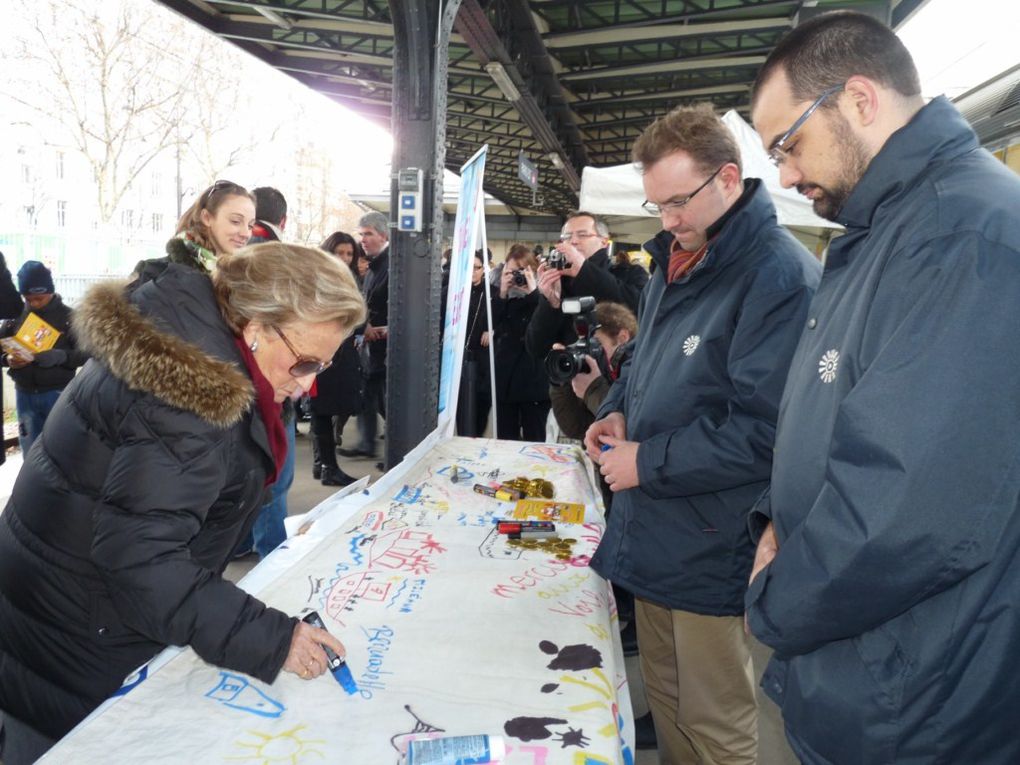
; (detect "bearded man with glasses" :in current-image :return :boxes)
[584,102,819,764]
[747,11,1020,764]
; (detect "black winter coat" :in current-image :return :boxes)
[491,290,549,404]
[524,248,648,360]
[590,180,820,615]
[0,252,23,465]
[0,264,296,739]
[311,336,362,417]
[2,294,87,393]
[361,247,389,378]
[0,253,22,319]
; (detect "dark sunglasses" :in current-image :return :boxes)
[274,326,332,377]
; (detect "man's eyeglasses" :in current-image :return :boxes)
[274,326,332,377]
[767,84,843,167]
[558,232,600,242]
[641,166,723,216]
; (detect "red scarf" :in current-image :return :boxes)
[234,337,288,486]
[668,239,710,283]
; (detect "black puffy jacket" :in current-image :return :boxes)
[0,264,296,739]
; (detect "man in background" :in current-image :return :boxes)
[525,211,647,361]
[241,186,293,559]
[249,186,287,243]
[341,211,389,464]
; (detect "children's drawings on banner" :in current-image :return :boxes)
[205,672,285,719]
[41,436,632,764]
[519,444,580,464]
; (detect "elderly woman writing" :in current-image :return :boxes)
[0,242,365,763]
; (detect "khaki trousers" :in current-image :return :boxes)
[636,598,757,765]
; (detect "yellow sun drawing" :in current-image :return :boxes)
[226,724,326,764]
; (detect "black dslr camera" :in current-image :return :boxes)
[544,296,602,384]
[511,269,527,287]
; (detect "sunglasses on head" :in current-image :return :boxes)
[206,179,246,202]
[274,326,332,377]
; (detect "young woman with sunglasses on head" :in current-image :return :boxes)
[131,181,257,285]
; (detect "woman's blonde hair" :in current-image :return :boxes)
[176,180,256,253]
[213,242,366,336]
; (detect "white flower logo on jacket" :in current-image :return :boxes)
[818,349,839,383]
[682,335,700,356]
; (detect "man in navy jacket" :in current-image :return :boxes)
[585,104,819,764]
[748,12,1020,763]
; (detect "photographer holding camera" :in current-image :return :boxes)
[547,300,636,440]
[490,244,550,442]
[525,212,647,362]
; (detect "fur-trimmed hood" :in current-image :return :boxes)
[73,278,253,428]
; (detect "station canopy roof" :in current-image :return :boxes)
[154,0,926,216]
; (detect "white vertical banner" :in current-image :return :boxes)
[437,145,487,437]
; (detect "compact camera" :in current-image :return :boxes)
[545,249,568,270]
[544,296,603,384]
[511,269,527,287]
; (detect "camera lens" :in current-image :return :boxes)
[512,270,526,286]
[544,348,579,385]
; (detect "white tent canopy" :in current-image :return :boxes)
[579,110,842,238]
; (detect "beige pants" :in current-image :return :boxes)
[636,598,757,765]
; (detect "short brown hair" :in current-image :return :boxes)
[632,103,741,176]
[595,302,638,340]
[213,242,366,337]
[176,180,256,253]
[505,243,538,271]
[752,11,921,111]
[566,211,609,239]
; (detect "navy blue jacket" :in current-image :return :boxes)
[590,179,819,614]
[746,98,1020,764]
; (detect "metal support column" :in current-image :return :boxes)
[385,0,462,467]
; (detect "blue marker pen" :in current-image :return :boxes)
[301,611,358,695]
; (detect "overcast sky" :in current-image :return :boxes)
[900,0,1020,99]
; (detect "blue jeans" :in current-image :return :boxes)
[234,421,296,559]
[16,388,62,456]
[249,422,295,559]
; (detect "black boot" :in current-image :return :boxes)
[620,619,639,657]
[635,712,657,750]
[311,430,322,479]
[321,466,356,487]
